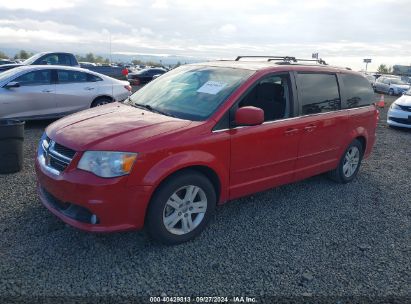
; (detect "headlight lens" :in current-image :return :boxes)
[78,151,137,178]
[390,103,402,110]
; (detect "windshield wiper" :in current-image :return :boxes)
[132,102,176,118]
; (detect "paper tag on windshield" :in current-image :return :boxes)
[197,81,227,95]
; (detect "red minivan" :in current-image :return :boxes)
[35,56,378,244]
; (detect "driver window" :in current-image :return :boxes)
[14,70,51,86]
[238,74,291,122]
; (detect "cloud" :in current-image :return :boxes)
[0,0,82,12]
[0,0,410,70]
[218,24,237,35]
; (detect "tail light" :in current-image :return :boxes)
[124,85,132,92]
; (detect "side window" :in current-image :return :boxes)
[14,70,51,86]
[57,54,71,65]
[341,74,374,109]
[57,70,88,83]
[86,73,103,82]
[238,74,291,122]
[297,73,340,115]
[38,54,59,65]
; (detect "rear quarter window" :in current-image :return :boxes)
[341,74,374,109]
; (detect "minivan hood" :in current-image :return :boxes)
[47,102,192,151]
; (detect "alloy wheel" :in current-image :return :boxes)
[343,146,360,178]
[162,185,207,235]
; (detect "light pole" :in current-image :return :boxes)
[363,58,371,72]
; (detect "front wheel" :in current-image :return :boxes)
[328,139,363,183]
[388,88,395,96]
[146,171,216,245]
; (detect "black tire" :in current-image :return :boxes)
[91,96,113,107]
[388,88,394,96]
[146,170,216,245]
[328,139,363,184]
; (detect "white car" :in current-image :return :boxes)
[387,89,411,128]
[0,65,131,120]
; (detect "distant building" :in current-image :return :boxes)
[393,65,411,76]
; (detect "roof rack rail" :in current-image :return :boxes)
[235,55,297,62]
[235,55,328,65]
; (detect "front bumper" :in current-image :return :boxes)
[387,108,411,129]
[35,157,153,232]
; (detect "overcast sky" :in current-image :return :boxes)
[0,0,410,70]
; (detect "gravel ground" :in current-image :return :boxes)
[0,94,410,302]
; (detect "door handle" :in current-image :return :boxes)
[42,89,53,93]
[284,128,299,136]
[84,87,95,90]
[304,124,317,132]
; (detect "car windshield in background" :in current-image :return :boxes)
[390,78,407,85]
[129,65,254,121]
[22,54,43,65]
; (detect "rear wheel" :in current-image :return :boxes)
[146,171,216,245]
[328,139,363,183]
[91,96,112,107]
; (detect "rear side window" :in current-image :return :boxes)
[57,70,88,83]
[297,73,341,115]
[87,73,103,82]
[341,74,374,109]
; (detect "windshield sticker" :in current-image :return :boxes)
[197,81,227,95]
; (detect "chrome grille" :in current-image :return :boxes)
[41,137,76,173]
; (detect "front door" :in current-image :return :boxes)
[229,73,300,199]
[1,69,56,119]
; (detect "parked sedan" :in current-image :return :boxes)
[374,76,410,95]
[127,67,167,85]
[387,89,411,128]
[0,66,131,120]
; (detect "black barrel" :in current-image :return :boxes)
[0,120,25,174]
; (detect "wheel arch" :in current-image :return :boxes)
[91,95,114,107]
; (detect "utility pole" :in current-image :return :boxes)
[109,32,112,65]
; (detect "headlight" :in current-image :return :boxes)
[78,151,137,178]
[390,103,402,110]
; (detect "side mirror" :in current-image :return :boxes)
[5,81,20,88]
[235,106,264,126]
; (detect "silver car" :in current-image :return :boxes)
[374,76,410,96]
[0,65,132,120]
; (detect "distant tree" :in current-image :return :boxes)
[174,61,181,68]
[132,59,143,66]
[145,61,162,67]
[76,53,109,64]
[14,50,32,59]
[0,51,9,59]
[377,64,392,74]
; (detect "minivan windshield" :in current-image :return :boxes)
[128,65,254,120]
